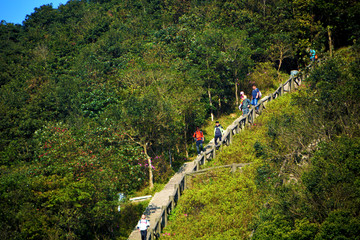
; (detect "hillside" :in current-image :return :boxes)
[1,0,359,239]
[161,48,360,239]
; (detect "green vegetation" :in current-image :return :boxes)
[1,0,359,239]
[162,47,360,239]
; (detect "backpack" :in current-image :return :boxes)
[258,90,262,99]
[215,126,222,136]
[241,99,250,109]
[194,131,203,140]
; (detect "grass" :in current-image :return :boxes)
[201,108,242,145]
[160,91,298,239]
[132,182,167,198]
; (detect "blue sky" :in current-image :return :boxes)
[0,0,68,25]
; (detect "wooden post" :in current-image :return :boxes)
[231,163,236,175]
[280,84,284,96]
[270,93,273,101]
[169,196,175,209]
[184,175,187,190]
[162,206,168,227]
[288,78,292,92]
[155,218,160,236]
[259,101,264,114]
[212,145,216,159]
[290,77,295,92]
[229,129,233,145]
[203,151,207,164]
[251,106,256,123]
[176,184,180,198]
[196,159,200,171]
[151,228,155,240]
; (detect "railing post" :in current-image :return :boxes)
[169,195,175,209]
[155,218,160,237]
[151,228,155,240]
[229,129,233,145]
[251,107,256,123]
[212,145,216,159]
[162,206,167,227]
[231,163,236,175]
[290,77,295,92]
[203,151,207,164]
[259,101,264,113]
[280,84,284,96]
[196,159,200,170]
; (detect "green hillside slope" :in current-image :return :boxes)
[161,47,360,239]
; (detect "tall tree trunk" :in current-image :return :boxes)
[235,81,239,106]
[263,0,266,17]
[234,68,239,106]
[277,58,283,80]
[327,26,333,57]
[184,129,189,158]
[143,143,153,190]
[277,48,284,80]
[206,59,214,122]
[169,149,172,168]
[208,87,214,122]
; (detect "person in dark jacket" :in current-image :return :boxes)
[214,121,225,146]
[239,95,251,116]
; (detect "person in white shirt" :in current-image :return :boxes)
[137,214,150,240]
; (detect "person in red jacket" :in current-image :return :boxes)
[193,127,204,155]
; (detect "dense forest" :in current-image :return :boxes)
[1,0,359,239]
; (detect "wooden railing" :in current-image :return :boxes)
[184,162,252,187]
[195,69,308,170]
[149,176,186,239]
[135,66,311,240]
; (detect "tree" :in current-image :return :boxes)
[122,88,173,189]
[223,29,252,105]
[269,33,294,78]
[189,28,223,121]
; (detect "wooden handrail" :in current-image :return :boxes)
[130,67,311,240]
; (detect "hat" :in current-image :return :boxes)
[240,91,244,95]
[215,121,219,123]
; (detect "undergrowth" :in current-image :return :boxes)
[161,91,297,239]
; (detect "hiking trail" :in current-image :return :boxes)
[128,65,314,240]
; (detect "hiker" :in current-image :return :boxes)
[310,48,316,62]
[214,121,224,146]
[239,91,245,106]
[251,84,260,110]
[239,93,251,116]
[137,214,150,240]
[193,127,204,155]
